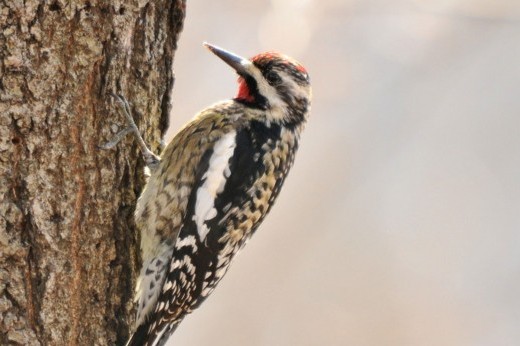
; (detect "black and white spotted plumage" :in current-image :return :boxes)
[126,43,311,346]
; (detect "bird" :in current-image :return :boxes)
[111,43,311,346]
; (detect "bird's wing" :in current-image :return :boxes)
[135,109,236,246]
[130,106,239,344]
[136,122,291,346]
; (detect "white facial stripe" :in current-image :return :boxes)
[278,70,309,100]
[242,62,282,103]
[193,131,237,240]
[244,63,310,122]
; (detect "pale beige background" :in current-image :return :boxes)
[166,1,520,345]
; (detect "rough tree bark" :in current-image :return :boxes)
[0,1,186,345]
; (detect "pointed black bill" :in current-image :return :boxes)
[203,42,251,75]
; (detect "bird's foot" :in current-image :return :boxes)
[101,93,160,171]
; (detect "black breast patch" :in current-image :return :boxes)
[204,121,281,247]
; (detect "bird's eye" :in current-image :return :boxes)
[265,71,282,85]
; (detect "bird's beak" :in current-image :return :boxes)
[203,42,252,76]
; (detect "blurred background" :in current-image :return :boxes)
[166,0,520,345]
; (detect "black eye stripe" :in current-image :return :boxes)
[265,71,282,85]
[253,59,309,87]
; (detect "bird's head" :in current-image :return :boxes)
[204,43,311,126]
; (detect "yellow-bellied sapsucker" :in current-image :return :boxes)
[114,43,311,346]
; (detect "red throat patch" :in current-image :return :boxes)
[236,77,254,102]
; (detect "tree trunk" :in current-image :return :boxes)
[0,1,186,345]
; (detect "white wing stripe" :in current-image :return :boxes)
[192,131,237,240]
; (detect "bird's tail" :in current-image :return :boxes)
[125,320,181,346]
[125,322,150,346]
